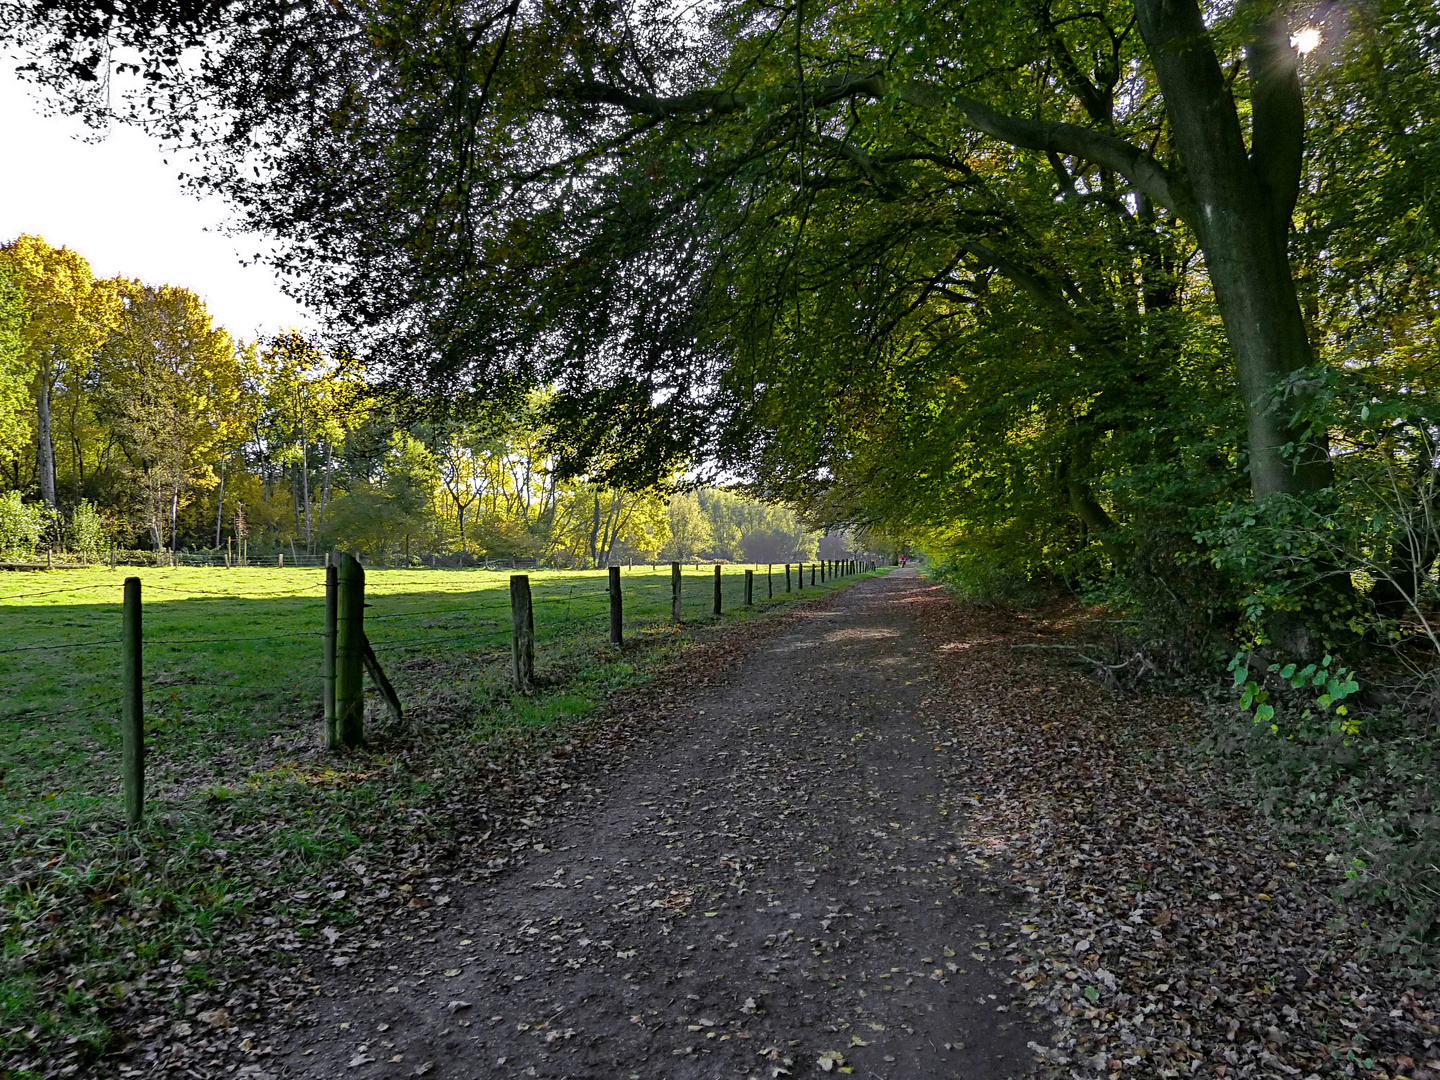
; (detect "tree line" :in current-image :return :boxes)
[0,235,854,566]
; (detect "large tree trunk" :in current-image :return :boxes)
[1135,0,1330,499]
[36,361,57,508]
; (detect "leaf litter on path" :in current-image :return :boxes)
[905,588,1439,1079]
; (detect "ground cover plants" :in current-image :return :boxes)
[0,561,879,1077]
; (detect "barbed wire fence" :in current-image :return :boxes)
[1,557,888,826]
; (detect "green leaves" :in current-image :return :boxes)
[1230,647,1363,742]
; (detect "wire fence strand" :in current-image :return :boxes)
[0,639,119,654]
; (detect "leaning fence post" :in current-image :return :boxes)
[671,562,682,623]
[744,569,753,605]
[121,576,144,827]
[511,574,535,690]
[609,565,623,646]
[334,554,366,747]
[323,562,338,748]
[713,564,722,616]
[360,636,403,723]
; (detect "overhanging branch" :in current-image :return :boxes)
[568,72,1181,211]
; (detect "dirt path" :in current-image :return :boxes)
[270,570,1045,1080]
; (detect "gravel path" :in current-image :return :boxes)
[271,570,1046,1080]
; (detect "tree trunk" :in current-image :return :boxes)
[214,461,226,548]
[589,490,601,569]
[36,360,57,508]
[1135,0,1330,499]
[321,440,332,530]
[301,417,312,554]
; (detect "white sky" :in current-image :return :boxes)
[0,66,313,341]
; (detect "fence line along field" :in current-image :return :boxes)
[1,559,884,1072]
[4,562,873,806]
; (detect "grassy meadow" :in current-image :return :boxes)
[0,559,881,1076]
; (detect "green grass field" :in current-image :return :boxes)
[0,560,879,1076]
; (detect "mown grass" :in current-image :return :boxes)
[0,561,881,1075]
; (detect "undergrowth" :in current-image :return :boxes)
[1203,694,1440,964]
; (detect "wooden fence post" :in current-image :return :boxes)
[768,564,773,598]
[511,574,535,690]
[785,563,792,593]
[744,569,753,605]
[671,562,682,623]
[323,562,338,748]
[121,576,144,827]
[334,553,365,747]
[713,564,722,616]
[797,561,804,590]
[609,565,623,646]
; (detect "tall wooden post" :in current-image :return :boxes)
[323,562,338,748]
[511,574,535,690]
[810,563,815,586]
[334,554,365,747]
[768,564,773,598]
[797,561,803,590]
[713,564,722,616]
[785,563,791,593]
[121,577,144,827]
[744,569,753,605]
[609,565,623,646]
[671,562,682,623]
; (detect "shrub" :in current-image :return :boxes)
[926,547,1040,608]
[67,499,107,557]
[0,492,47,558]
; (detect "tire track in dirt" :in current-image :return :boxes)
[271,570,1046,1079]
